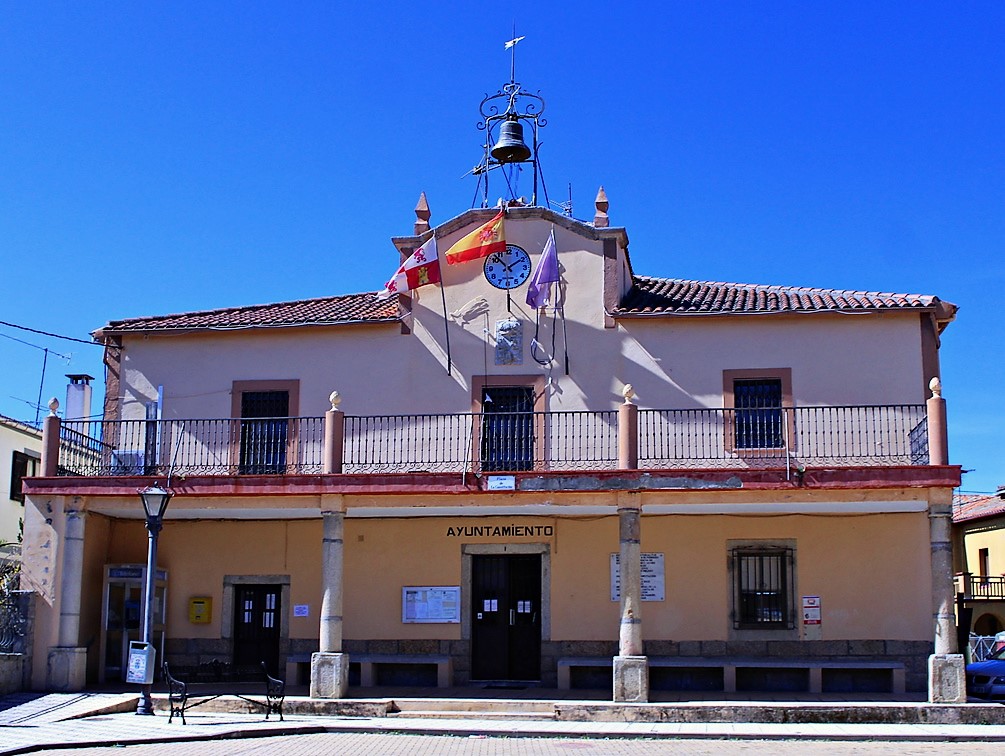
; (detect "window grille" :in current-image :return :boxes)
[481,386,534,472]
[731,546,795,629]
[239,391,290,475]
[734,379,784,449]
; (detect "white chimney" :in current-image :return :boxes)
[65,374,94,421]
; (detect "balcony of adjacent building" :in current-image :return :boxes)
[956,573,1005,603]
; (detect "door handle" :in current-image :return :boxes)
[509,609,515,626]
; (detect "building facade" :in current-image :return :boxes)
[22,199,964,700]
[1,415,41,551]
[954,491,1005,638]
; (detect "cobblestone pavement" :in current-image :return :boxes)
[26,732,1005,755]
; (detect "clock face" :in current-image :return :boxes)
[483,245,532,290]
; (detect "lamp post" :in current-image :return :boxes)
[136,484,171,715]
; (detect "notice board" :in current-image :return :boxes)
[402,586,461,624]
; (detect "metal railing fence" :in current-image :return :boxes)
[639,405,927,469]
[969,634,1004,663]
[55,404,928,477]
[60,417,325,476]
[0,592,30,655]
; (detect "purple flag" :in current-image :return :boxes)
[526,230,560,309]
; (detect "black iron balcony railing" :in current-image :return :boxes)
[640,405,928,469]
[55,404,928,478]
[59,417,326,477]
[955,573,1005,601]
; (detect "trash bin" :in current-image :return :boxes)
[126,641,156,685]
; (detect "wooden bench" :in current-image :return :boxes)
[163,661,285,724]
[556,656,905,694]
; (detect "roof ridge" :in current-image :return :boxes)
[105,291,380,328]
[633,275,932,300]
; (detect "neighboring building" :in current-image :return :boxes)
[953,490,1005,636]
[0,415,41,551]
[21,196,964,700]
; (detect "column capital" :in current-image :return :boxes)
[616,490,642,511]
[320,494,346,514]
[63,497,88,515]
[928,505,953,520]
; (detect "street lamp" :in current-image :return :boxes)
[135,484,171,715]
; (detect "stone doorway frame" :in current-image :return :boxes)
[221,574,291,660]
[460,543,551,643]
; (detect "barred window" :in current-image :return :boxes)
[734,379,784,449]
[731,546,795,629]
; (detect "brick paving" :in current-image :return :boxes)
[2,693,1005,755]
[24,732,1005,756]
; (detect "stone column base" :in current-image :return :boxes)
[928,653,966,703]
[310,652,349,699]
[613,655,649,703]
[46,647,86,692]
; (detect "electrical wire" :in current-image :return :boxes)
[0,320,98,346]
[0,331,72,360]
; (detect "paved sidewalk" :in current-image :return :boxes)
[2,692,1005,754]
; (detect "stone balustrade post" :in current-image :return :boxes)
[323,391,344,475]
[617,385,638,470]
[927,377,948,466]
[41,399,61,477]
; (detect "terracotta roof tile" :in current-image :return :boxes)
[98,292,398,335]
[617,276,949,317]
[953,493,1005,524]
[96,274,955,336]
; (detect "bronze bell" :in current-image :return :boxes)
[491,117,532,163]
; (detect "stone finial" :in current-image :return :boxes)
[594,186,609,228]
[48,397,60,416]
[414,192,431,235]
[622,384,635,404]
[929,377,942,398]
[329,390,342,410]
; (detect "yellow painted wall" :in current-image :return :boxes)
[0,420,41,546]
[962,517,1005,578]
[93,510,932,644]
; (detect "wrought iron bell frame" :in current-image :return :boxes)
[474,80,547,207]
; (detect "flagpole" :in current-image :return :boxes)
[439,276,452,376]
[562,306,569,376]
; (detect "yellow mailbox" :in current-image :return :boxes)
[188,596,212,624]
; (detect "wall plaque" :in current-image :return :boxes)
[610,553,666,602]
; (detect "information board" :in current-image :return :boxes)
[402,586,461,624]
[610,553,666,602]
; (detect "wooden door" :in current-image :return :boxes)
[471,555,541,681]
[233,584,281,675]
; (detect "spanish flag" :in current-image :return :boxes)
[444,210,506,265]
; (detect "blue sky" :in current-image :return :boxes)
[1,3,1001,492]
